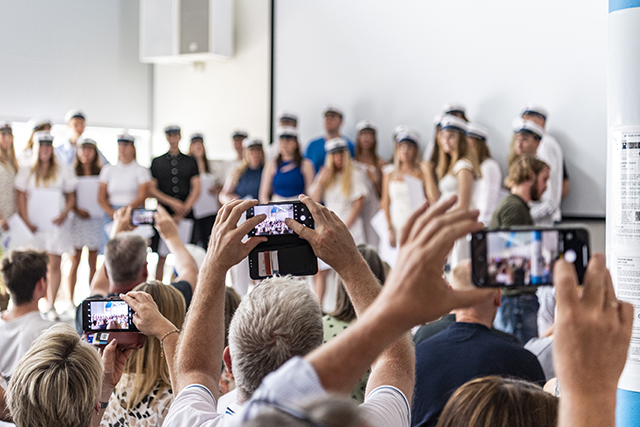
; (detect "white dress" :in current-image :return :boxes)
[317,168,369,245]
[388,179,413,236]
[473,158,503,226]
[14,165,77,255]
[355,161,381,247]
[71,175,103,250]
[532,134,563,225]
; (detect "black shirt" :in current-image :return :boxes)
[150,152,199,215]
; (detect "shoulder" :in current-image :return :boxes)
[360,386,411,427]
[453,159,474,175]
[482,158,501,173]
[164,384,221,426]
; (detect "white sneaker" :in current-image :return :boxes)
[45,307,60,322]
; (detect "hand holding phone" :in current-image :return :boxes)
[82,297,139,332]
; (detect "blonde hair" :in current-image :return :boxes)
[0,130,18,173]
[7,323,103,427]
[507,133,519,166]
[391,142,424,181]
[118,281,186,412]
[504,155,549,189]
[430,129,481,181]
[234,145,265,178]
[322,150,353,197]
[30,141,60,187]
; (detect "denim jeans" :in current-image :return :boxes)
[494,293,540,344]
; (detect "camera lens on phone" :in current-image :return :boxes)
[300,215,306,221]
[565,249,577,263]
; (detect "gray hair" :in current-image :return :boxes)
[7,324,103,427]
[104,232,147,284]
[229,275,323,400]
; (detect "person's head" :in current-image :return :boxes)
[277,127,302,165]
[65,110,86,139]
[394,132,420,169]
[24,118,52,152]
[232,130,249,155]
[31,131,59,186]
[121,281,186,411]
[104,232,148,291]
[242,138,265,169]
[189,133,206,158]
[436,376,558,427]
[512,119,544,157]
[332,244,387,323]
[1,250,48,306]
[0,121,18,172]
[278,111,298,128]
[432,115,480,180]
[355,120,377,158]
[442,102,468,122]
[117,133,136,163]
[164,125,181,149]
[75,137,102,176]
[227,275,323,403]
[465,123,492,165]
[505,155,550,202]
[7,323,103,427]
[451,261,501,324]
[323,106,344,134]
[521,103,548,129]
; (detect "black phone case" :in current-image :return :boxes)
[248,240,318,280]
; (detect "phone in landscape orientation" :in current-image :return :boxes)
[245,202,315,238]
[81,297,138,333]
[131,208,156,226]
[470,227,590,288]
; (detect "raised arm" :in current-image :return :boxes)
[174,200,267,396]
[154,205,198,290]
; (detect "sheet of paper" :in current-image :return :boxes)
[370,209,398,267]
[76,176,103,218]
[404,174,426,211]
[193,174,220,219]
[1,214,35,250]
[27,188,63,231]
[158,219,194,257]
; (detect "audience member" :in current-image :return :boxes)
[54,109,108,166]
[74,205,198,334]
[411,261,545,427]
[6,323,131,427]
[0,121,17,232]
[14,130,77,320]
[102,284,186,427]
[189,133,223,248]
[260,127,314,203]
[150,125,201,281]
[97,133,151,252]
[305,105,355,174]
[435,376,557,427]
[18,118,51,167]
[381,131,427,248]
[466,123,502,226]
[66,137,103,307]
[490,155,550,344]
[0,250,54,379]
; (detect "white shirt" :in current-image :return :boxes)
[164,357,410,427]
[0,311,54,378]
[99,161,151,207]
[473,158,503,226]
[531,134,563,225]
[438,159,476,209]
[14,164,77,195]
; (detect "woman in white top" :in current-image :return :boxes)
[381,131,428,248]
[466,123,502,226]
[14,131,77,321]
[0,121,18,232]
[98,133,151,251]
[67,137,104,306]
[310,137,369,303]
[18,118,51,168]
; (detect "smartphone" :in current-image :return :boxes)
[246,202,314,238]
[81,297,138,333]
[470,227,590,287]
[131,209,156,226]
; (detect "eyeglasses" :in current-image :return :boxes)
[241,398,333,427]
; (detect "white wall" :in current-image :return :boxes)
[151,0,271,160]
[274,0,608,218]
[0,0,151,129]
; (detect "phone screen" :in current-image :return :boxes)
[83,299,137,332]
[131,209,155,226]
[247,202,314,237]
[471,228,589,287]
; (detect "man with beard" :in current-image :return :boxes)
[489,154,549,344]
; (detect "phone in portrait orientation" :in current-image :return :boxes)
[81,297,138,333]
[130,209,156,226]
[245,201,318,280]
[470,227,590,288]
[245,202,315,239]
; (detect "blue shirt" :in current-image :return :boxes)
[235,166,263,200]
[411,322,545,427]
[305,135,355,175]
[273,160,305,198]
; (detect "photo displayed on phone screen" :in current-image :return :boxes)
[88,300,132,331]
[486,230,559,286]
[253,204,295,236]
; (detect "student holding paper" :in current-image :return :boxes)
[0,121,18,232]
[14,131,77,321]
[66,137,103,306]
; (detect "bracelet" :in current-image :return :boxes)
[99,401,109,409]
[159,329,180,358]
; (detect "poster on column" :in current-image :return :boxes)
[612,129,640,245]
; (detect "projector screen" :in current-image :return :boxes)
[273,0,607,218]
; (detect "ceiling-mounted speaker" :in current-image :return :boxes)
[140,0,233,64]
